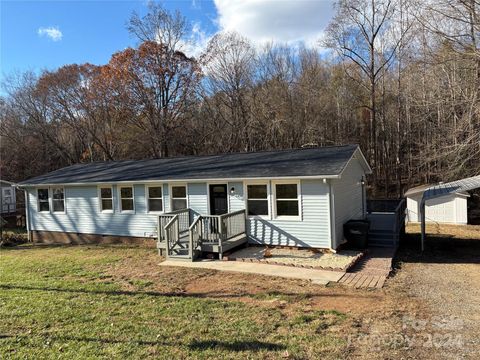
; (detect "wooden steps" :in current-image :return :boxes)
[338,273,386,289]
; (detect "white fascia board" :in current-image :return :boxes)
[18,174,341,188]
[338,147,372,177]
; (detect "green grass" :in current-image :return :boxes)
[0,245,347,359]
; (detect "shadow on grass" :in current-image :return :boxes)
[1,333,285,352]
[0,283,380,301]
[395,232,480,266]
[0,243,153,251]
[188,339,286,351]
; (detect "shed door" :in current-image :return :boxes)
[209,184,228,215]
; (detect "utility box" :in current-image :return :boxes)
[344,220,370,248]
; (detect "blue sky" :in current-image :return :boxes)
[1,0,335,86]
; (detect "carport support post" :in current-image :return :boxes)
[420,199,426,252]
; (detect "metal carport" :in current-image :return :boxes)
[420,175,480,250]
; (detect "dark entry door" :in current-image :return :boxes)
[209,184,228,215]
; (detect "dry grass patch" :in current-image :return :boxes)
[406,223,480,239]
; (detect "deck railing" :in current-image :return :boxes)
[197,215,221,243]
[220,210,246,241]
[158,208,190,241]
[158,208,247,260]
[367,199,403,213]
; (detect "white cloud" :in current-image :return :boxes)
[37,26,63,41]
[179,21,212,58]
[213,0,335,47]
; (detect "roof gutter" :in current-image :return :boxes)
[17,174,342,188]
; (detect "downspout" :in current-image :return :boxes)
[23,188,31,242]
[361,176,366,218]
[420,198,426,252]
[328,179,336,252]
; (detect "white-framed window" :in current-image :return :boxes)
[99,186,114,212]
[245,182,269,218]
[119,186,135,213]
[273,181,301,220]
[52,187,65,213]
[171,184,187,211]
[146,185,163,213]
[37,188,50,212]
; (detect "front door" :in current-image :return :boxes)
[209,184,228,215]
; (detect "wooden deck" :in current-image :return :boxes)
[338,247,395,289]
[158,233,247,253]
[158,209,248,261]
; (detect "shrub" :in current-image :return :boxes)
[0,232,28,247]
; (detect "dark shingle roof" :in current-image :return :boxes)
[19,145,363,186]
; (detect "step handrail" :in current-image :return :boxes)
[164,214,179,257]
[188,216,203,259]
[189,215,202,231]
[392,198,406,247]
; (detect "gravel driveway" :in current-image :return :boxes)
[389,226,480,359]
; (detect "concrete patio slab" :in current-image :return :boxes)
[160,259,345,285]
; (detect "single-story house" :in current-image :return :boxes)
[405,184,469,224]
[0,180,16,214]
[18,145,371,257]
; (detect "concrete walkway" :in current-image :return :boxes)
[160,259,345,285]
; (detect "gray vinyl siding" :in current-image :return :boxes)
[228,181,244,212]
[246,179,332,248]
[331,158,366,249]
[28,184,169,238]
[187,183,208,215]
[27,178,334,248]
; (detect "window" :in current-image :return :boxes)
[99,186,113,212]
[37,188,49,212]
[52,187,65,212]
[246,184,269,216]
[2,188,13,212]
[119,186,134,212]
[147,185,163,212]
[171,185,187,211]
[274,182,300,218]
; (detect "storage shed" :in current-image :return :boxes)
[418,175,480,251]
[405,184,469,224]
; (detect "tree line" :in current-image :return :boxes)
[1,0,478,197]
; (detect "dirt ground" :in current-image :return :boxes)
[102,224,480,359]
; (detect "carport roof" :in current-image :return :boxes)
[422,175,480,201]
[420,174,480,250]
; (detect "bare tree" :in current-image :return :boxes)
[127,2,188,50]
[201,32,257,152]
[124,5,201,157]
[325,0,410,185]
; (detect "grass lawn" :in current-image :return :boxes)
[0,245,348,359]
[2,226,479,359]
